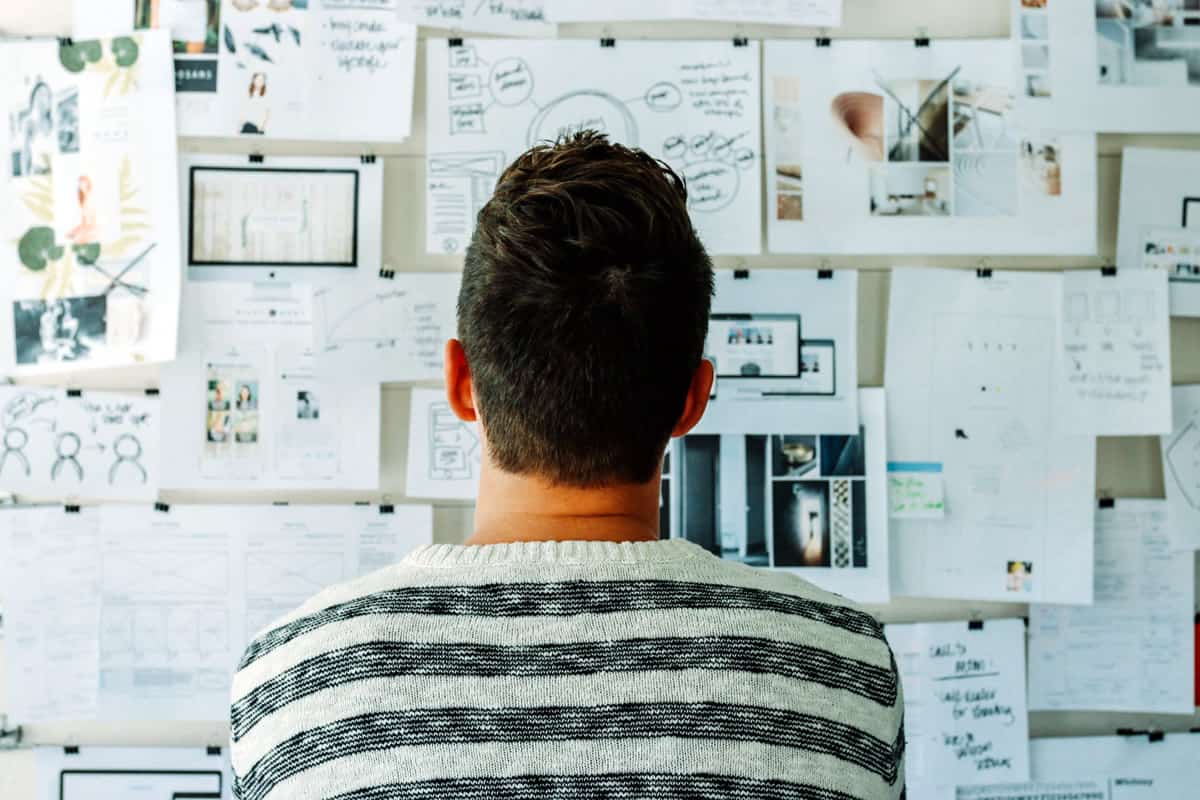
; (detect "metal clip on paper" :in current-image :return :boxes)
[1101,266,1118,276]
[249,153,264,164]
[0,716,22,750]
[448,37,464,48]
[733,36,749,48]
[600,37,616,48]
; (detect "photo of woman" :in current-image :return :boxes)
[240,72,269,135]
[68,175,98,243]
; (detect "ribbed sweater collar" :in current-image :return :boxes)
[403,538,709,568]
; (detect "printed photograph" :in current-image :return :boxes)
[771,435,818,478]
[1096,0,1200,87]
[881,78,951,162]
[8,79,57,178]
[135,0,222,54]
[296,390,319,420]
[773,76,806,220]
[1021,14,1051,39]
[1020,138,1063,197]
[772,481,831,568]
[678,435,770,566]
[12,296,107,365]
[831,91,884,162]
[868,164,952,216]
[1025,72,1052,97]
[819,431,866,477]
[235,381,258,411]
[1006,560,1034,593]
[1022,0,1048,7]
[1022,42,1051,70]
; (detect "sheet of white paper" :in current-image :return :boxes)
[406,387,481,500]
[694,269,858,434]
[1059,269,1173,435]
[885,619,1030,796]
[75,1,417,141]
[0,506,101,722]
[402,0,554,35]
[313,271,459,382]
[161,282,380,491]
[957,783,1110,800]
[0,387,159,501]
[671,388,889,602]
[1014,0,1200,134]
[180,153,384,286]
[1028,499,1195,714]
[888,461,946,519]
[1116,147,1200,317]
[548,0,842,26]
[1031,733,1200,798]
[1163,384,1200,552]
[763,40,1097,256]
[0,32,182,377]
[425,38,762,256]
[35,745,233,800]
[887,268,1096,605]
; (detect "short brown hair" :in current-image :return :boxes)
[458,131,713,486]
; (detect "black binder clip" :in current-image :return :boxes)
[1148,731,1165,743]
[733,269,750,280]
[600,37,616,48]
[249,154,265,164]
[379,268,396,280]
[816,36,832,47]
[145,388,160,396]
[207,745,223,756]
[64,504,81,514]
[380,504,396,515]
[64,745,80,755]
[1101,266,1118,276]
[361,154,376,164]
[967,619,984,631]
[0,716,22,750]
[66,388,83,398]
[915,36,931,47]
[976,268,993,279]
[58,36,75,48]
[272,500,290,507]
[1098,497,1115,509]
[154,502,171,513]
[817,269,834,280]
[733,36,749,47]
[448,37,464,48]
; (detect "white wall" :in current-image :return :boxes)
[2,0,1199,794]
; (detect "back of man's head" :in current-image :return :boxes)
[458,131,714,488]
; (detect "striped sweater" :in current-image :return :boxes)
[230,539,905,800]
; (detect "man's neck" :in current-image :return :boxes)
[466,463,661,546]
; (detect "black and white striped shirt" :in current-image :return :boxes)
[231,539,905,800]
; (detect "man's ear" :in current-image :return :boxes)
[671,358,714,437]
[444,338,477,422]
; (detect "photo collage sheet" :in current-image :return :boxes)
[0,31,181,376]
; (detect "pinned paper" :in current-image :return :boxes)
[888,462,946,519]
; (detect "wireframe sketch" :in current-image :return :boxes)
[1096,0,1200,87]
[429,401,480,481]
[427,40,762,254]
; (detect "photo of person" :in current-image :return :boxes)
[240,72,270,135]
[297,390,319,420]
[67,175,98,244]
[1006,560,1034,593]
[236,382,258,410]
[8,79,55,178]
[12,296,107,365]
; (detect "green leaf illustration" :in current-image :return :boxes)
[73,242,101,265]
[18,227,59,271]
[112,37,140,68]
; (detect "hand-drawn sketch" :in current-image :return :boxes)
[429,400,480,481]
[765,39,1097,254]
[313,271,459,381]
[1,33,182,376]
[401,0,554,35]
[406,387,481,499]
[1162,385,1200,551]
[0,387,159,500]
[426,39,762,255]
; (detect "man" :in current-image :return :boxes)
[230,131,905,800]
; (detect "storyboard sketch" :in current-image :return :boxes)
[313,271,459,382]
[34,745,233,800]
[181,153,383,286]
[887,269,1096,605]
[402,0,554,35]
[693,269,858,435]
[1030,732,1200,797]
[764,39,1097,255]
[548,0,843,26]
[0,503,433,723]
[1028,500,1196,715]
[406,386,481,500]
[425,38,762,255]
[0,386,160,501]
[669,388,888,602]
[73,0,418,142]
[1059,268,1173,435]
[1163,384,1200,552]
[0,32,182,376]
[886,619,1031,796]
[1116,147,1200,317]
[1013,0,1200,133]
[161,281,380,491]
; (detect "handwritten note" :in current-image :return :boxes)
[957,782,1109,800]
[1059,270,1173,435]
[1028,500,1195,714]
[888,461,946,519]
[403,0,553,35]
[886,619,1030,795]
